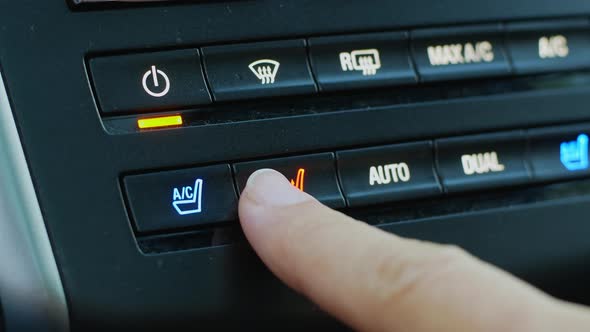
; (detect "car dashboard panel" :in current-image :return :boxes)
[1,0,590,330]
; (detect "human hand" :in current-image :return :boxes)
[238,169,590,332]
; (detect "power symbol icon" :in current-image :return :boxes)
[142,65,170,98]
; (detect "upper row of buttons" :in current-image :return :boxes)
[90,18,590,115]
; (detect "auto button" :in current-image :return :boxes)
[337,142,441,207]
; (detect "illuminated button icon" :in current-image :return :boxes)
[172,179,203,216]
[142,65,171,98]
[248,59,280,85]
[369,162,411,186]
[538,35,569,59]
[137,115,183,130]
[560,134,589,171]
[426,41,495,66]
[290,168,306,192]
[460,151,505,176]
[339,49,382,76]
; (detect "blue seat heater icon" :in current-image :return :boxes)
[560,134,589,171]
[172,179,203,215]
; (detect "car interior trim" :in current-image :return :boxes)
[0,67,69,332]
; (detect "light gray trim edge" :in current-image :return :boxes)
[0,69,69,331]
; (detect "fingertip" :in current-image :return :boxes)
[238,168,314,234]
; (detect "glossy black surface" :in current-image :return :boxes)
[2,0,590,330]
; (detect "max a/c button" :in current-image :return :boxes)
[337,142,441,207]
[411,24,511,82]
[123,165,238,233]
[435,132,530,193]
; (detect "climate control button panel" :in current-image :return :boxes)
[122,123,590,234]
[89,18,590,119]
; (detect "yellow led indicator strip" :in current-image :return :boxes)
[137,115,183,129]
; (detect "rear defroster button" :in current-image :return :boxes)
[308,32,416,91]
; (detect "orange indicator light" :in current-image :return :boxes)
[137,115,183,129]
[290,168,306,192]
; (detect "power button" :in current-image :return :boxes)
[89,49,212,115]
[142,65,171,98]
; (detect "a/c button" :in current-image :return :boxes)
[435,132,530,193]
[124,164,238,233]
[336,142,441,207]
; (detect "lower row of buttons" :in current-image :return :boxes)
[124,124,590,233]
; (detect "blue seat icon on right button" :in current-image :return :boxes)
[560,134,589,171]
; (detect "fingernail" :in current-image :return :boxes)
[244,169,313,207]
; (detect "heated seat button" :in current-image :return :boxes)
[337,142,441,207]
[411,24,511,82]
[435,132,530,193]
[233,153,345,208]
[89,49,212,115]
[123,165,238,233]
[308,32,416,91]
[202,40,316,101]
[507,19,590,74]
[528,125,590,181]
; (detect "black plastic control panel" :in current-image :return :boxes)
[4,1,590,331]
[87,18,590,121]
[123,123,590,235]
